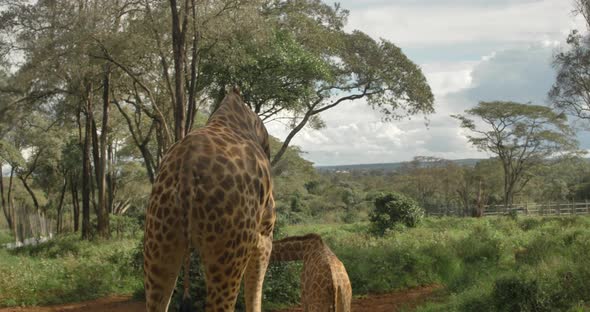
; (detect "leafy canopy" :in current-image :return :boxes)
[453,101,580,205]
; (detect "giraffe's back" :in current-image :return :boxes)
[160,125,272,245]
[144,90,275,312]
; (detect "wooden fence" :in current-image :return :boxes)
[429,202,590,217]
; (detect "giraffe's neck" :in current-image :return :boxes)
[207,92,256,135]
[271,234,324,262]
[206,91,270,158]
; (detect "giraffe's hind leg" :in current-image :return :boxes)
[144,219,187,312]
[200,237,252,312]
[244,233,272,312]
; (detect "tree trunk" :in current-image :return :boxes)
[139,144,156,183]
[19,176,40,216]
[56,178,67,234]
[185,2,199,135]
[7,168,17,241]
[502,160,511,209]
[94,64,111,238]
[113,99,157,183]
[107,141,115,214]
[70,175,80,232]
[473,179,484,218]
[82,82,92,240]
[0,160,13,231]
[271,112,313,167]
[170,0,189,142]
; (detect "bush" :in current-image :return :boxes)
[369,192,424,236]
[454,226,502,264]
[10,234,83,258]
[0,236,142,307]
[492,275,548,312]
[110,215,142,239]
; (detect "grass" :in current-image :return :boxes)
[0,234,142,307]
[282,216,590,311]
[1,216,590,311]
[0,229,13,245]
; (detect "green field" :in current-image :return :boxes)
[1,216,590,311]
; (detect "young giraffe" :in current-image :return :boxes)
[143,89,275,312]
[271,234,352,312]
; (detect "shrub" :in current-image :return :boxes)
[10,234,83,258]
[263,262,302,310]
[0,237,142,307]
[454,226,502,264]
[110,215,142,239]
[369,192,424,236]
[492,275,549,312]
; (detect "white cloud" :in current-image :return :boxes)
[267,97,489,165]
[266,1,589,166]
[422,62,475,96]
[345,0,584,47]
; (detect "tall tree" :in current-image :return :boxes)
[169,0,189,141]
[204,1,435,166]
[81,81,93,240]
[550,0,590,119]
[453,101,580,207]
[96,64,111,238]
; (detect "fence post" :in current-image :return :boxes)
[525,202,528,215]
[573,200,576,215]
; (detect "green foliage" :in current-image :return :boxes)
[109,215,142,239]
[550,28,590,120]
[453,101,581,206]
[3,217,590,311]
[453,226,502,264]
[0,229,12,245]
[414,216,590,312]
[0,235,142,307]
[262,262,302,310]
[370,192,424,235]
[272,216,590,312]
[10,235,84,258]
[492,275,548,311]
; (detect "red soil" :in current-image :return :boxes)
[0,285,441,312]
[275,285,441,312]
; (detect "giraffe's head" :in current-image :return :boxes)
[209,87,271,159]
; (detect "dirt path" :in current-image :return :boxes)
[0,285,441,312]
[0,296,145,312]
[274,285,441,312]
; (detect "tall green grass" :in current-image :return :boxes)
[0,229,13,245]
[0,235,142,307]
[2,216,590,311]
[282,216,590,311]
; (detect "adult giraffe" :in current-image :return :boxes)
[143,88,275,312]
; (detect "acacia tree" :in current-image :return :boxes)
[205,1,435,166]
[550,0,590,120]
[0,0,140,238]
[453,101,580,207]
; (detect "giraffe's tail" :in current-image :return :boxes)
[180,251,192,312]
[178,185,193,312]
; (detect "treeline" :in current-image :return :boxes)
[2,0,590,241]
[272,155,590,224]
[0,0,433,241]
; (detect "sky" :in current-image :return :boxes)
[265,0,588,166]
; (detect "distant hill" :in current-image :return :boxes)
[316,158,483,172]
